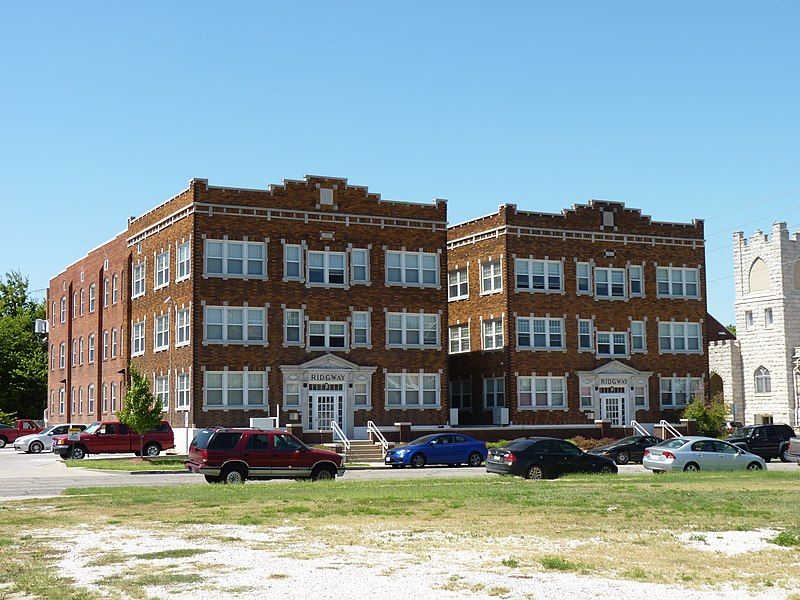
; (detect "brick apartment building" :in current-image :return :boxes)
[47,176,449,445]
[447,202,708,434]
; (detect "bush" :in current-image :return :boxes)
[682,394,726,437]
[568,436,618,451]
[486,439,511,448]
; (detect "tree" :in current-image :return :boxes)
[0,272,47,419]
[726,324,736,336]
[118,365,164,457]
[682,394,726,437]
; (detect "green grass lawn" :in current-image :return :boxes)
[64,457,187,471]
[1,471,799,598]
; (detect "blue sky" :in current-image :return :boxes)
[1,2,798,323]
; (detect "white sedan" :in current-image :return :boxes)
[642,436,767,473]
[13,423,87,454]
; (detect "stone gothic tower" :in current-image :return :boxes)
[733,222,800,426]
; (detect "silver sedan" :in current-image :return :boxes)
[642,436,767,473]
[13,424,86,454]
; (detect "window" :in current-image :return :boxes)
[204,371,267,408]
[70,388,76,415]
[576,262,592,293]
[51,301,56,325]
[578,319,593,350]
[79,288,85,315]
[72,339,77,366]
[449,324,470,354]
[50,345,55,370]
[205,239,266,278]
[102,330,108,360]
[629,265,644,296]
[73,293,78,318]
[515,258,562,292]
[354,382,369,407]
[660,376,701,407]
[656,267,700,298]
[89,283,96,311]
[580,385,593,408]
[483,378,505,408]
[59,388,65,414]
[595,267,626,298]
[274,433,303,452]
[79,337,84,364]
[480,261,502,294]
[103,277,109,307]
[745,311,753,329]
[284,244,303,280]
[176,241,191,281]
[111,328,118,358]
[60,297,66,323]
[154,252,170,289]
[176,373,190,409]
[59,342,65,369]
[204,306,265,344]
[482,318,504,350]
[132,321,145,356]
[658,322,701,353]
[132,262,145,298]
[386,251,439,286]
[110,382,117,413]
[516,317,564,350]
[308,321,347,350]
[449,379,471,410]
[385,373,439,407]
[597,332,628,357]
[351,249,369,284]
[765,308,773,328]
[154,314,169,351]
[386,313,439,348]
[155,376,169,411]
[448,268,469,301]
[631,321,646,352]
[88,385,95,414]
[88,334,95,364]
[176,308,190,346]
[284,381,300,407]
[755,366,771,394]
[102,385,107,413]
[284,309,303,345]
[634,385,647,407]
[308,251,346,286]
[518,376,566,409]
[352,311,370,347]
[112,273,119,303]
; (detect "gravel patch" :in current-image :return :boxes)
[677,529,786,555]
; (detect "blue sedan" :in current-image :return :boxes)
[384,433,488,468]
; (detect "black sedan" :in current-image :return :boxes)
[587,435,662,465]
[486,437,618,479]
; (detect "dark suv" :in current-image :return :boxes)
[727,424,796,462]
[185,428,345,484]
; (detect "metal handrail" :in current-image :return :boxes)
[659,419,682,438]
[629,420,650,437]
[330,421,350,453]
[366,420,389,455]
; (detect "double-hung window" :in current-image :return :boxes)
[60,297,66,323]
[448,268,469,301]
[110,382,117,412]
[516,259,562,292]
[658,322,702,353]
[656,267,700,298]
[448,324,470,354]
[351,311,370,347]
[111,329,118,358]
[154,315,169,351]
[283,381,301,407]
[58,342,65,368]
[483,377,505,408]
[595,267,626,298]
[284,309,304,345]
[308,321,347,350]
[204,371,267,408]
[482,318,504,350]
[628,265,644,296]
[89,283,96,311]
[350,249,369,284]
[631,321,646,352]
[88,385,95,413]
[386,251,439,286]
[386,373,439,407]
[176,373,190,409]
[576,262,592,294]
[155,376,169,411]
[132,262,145,298]
[578,319,593,350]
[79,289,85,315]
[176,241,191,281]
[449,379,471,410]
[205,239,266,278]
[518,376,566,409]
[386,313,439,348]
[176,308,190,346]
[597,331,628,357]
[308,251,346,286]
[72,340,77,366]
[481,261,502,294]
[132,321,145,356]
[112,274,119,303]
[204,306,265,344]
[79,337,84,364]
[660,376,701,407]
[155,251,170,289]
[516,317,564,350]
[102,330,109,360]
[284,244,303,280]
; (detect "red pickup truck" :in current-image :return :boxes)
[52,421,174,459]
[0,419,44,448]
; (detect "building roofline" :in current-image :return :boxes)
[51,229,127,280]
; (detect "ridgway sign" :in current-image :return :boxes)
[309,373,346,382]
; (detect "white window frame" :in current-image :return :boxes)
[449,379,472,411]
[518,376,567,410]
[204,239,267,279]
[155,375,169,412]
[385,373,440,408]
[110,328,118,359]
[87,384,95,414]
[628,265,644,297]
[483,377,505,408]
[110,382,117,413]
[283,308,304,346]
[480,260,503,294]
[102,331,108,361]
[88,334,96,364]
[482,318,504,351]
[351,311,371,348]
[59,342,66,369]
[576,262,592,295]
[79,337,84,364]
[656,267,700,299]
[659,376,701,408]
[631,320,647,353]
[448,323,470,354]
[203,370,268,409]
[176,241,191,282]
[350,248,369,284]
[658,321,702,354]
[307,320,348,351]
[203,306,266,345]
[60,297,66,323]
[132,261,146,298]
[176,307,190,347]
[154,251,170,290]
[578,318,593,351]
[59,388,65,415]
[79,288,85,315]
[754,366,771,394]
[112,273,119,304]
[385,250,439,288]
[132,321,145,357]
[103,277,109,307]
[386,312,440,349]
[176,372,191,410]
[283,243,304,281]
[283,381,301,407]
[89,284,96,312]
[516,317,564,351]
[307,250,347,287]
[448,268,469,301]
[515,258,563,293]
[154,314,169,351]
[595,267,627,299]
[597,331,628,357]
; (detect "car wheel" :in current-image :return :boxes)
[410,453,426,468]
[70,446,86,460]
[142,443,160,457]
[683,462,700,472]
[525,465,545,480]
[779,448,790,463]
[204,475,221,483]
[312,466,336,481]
[467,452,483,467]
[747,462,763,471]
[614,451,629,465]
[0,437,7,449]
[29,441,44,454]
[220,466,246,484]
[599,465,615,475]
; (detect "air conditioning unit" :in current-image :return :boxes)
[492,407,509,426]
[449,408,459,426]
[34,319,49,334]
[249,417,278,430]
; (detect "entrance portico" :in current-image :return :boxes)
[280,354,376,438]
[576,360,652,427]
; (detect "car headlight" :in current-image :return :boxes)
[395,449,410,456]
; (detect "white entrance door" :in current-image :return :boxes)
[311,393,344,431]
[601,396,626,427]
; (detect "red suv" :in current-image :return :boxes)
[185,428,345,484]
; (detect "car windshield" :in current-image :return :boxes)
[83,422,101,435]
[616,436,640,445]
[657,438,688,449]
[731,427,755,438]
[406,435,437,446]
[38,426,57,436]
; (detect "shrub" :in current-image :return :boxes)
[486,439,511,448]
[771,530,800,547]
[682,394,726,437]
[568,436,618,451]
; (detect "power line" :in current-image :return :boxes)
[708,254,800,283]
[704,186,800,221]
[706,203,800,238]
